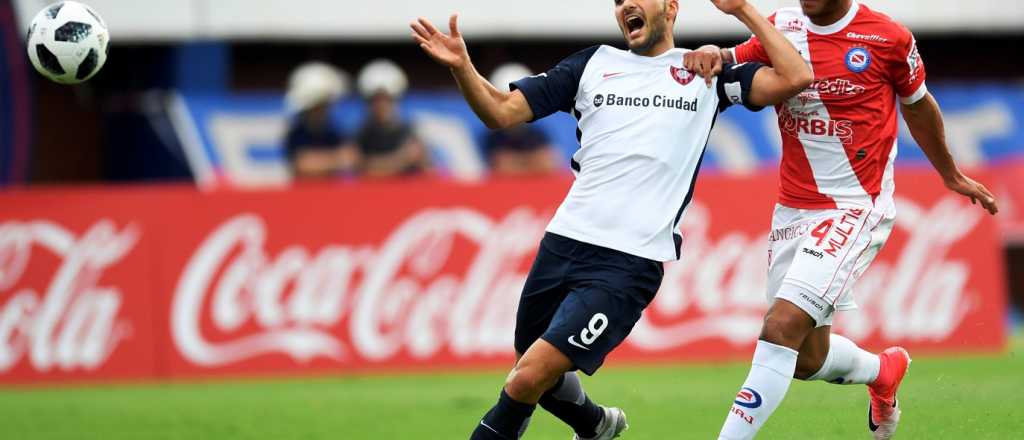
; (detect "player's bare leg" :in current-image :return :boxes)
[717,299,813,439]
[793,326,830,379]
[470,340,572,439]
[512,353,617,439]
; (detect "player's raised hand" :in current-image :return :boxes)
[684,45,724,87]
[411,14,470,70]
[710,0,748,15]
[945,173,999,215]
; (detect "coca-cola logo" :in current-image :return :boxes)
[171,195,986,367]
[0,220,138,373]
[635,196,983,348]
[172,208,547,366]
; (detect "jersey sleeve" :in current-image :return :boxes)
[888,26,927,105]
[510,46,600,122]
[730,13,774,65]
[716,62,767,113]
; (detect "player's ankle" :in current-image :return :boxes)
[868,353,888,388]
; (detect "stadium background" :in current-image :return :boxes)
[1,0,1023,438]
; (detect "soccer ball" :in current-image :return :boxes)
[26,1,109,85]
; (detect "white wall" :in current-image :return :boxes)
[15,0,1024,42]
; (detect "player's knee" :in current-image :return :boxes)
[504,364,559,402]
[760,310,812,349]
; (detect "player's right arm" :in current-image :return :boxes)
[411,15,533,129]
[713,0,811,107]
[682,9,772,81]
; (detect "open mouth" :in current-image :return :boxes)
[625,14,646,39]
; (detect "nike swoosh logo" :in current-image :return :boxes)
[867,406,879,432]
[479,421,501,435]
[567,336,591,351]
[867,399,897,432]
[602,72,624,78]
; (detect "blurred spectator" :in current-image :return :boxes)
[355,59,430,177]
[284,62,358,179]
[486,63,560,176]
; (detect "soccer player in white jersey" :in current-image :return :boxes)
[681,0,1000,439]
[412,0,811,438]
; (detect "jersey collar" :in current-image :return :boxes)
[805,0,860,35]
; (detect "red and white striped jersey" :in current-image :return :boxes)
[731,1,927,209]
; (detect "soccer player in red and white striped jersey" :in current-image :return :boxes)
[685,1,998,439]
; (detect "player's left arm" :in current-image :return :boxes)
[712,0,811,107]
[902,94,998,215]
[891,29,997,215]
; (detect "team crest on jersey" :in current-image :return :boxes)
[734,387,763,409]
[670,66,696,86]
[845,47,872,73]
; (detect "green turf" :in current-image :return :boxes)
[3,339,1022,439]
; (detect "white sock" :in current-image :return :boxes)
[806,334,880,385]
[718,340,799,440]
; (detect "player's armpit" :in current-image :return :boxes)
[746,66,810,108]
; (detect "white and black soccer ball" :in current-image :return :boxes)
[26,1,109,85]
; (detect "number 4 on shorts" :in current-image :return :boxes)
[812,219,834,247]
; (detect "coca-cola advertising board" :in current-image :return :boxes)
[0,171,1006,384]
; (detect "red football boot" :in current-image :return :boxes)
[867,347,912,439]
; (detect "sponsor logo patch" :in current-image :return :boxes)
[592,93,698,111]
[847,32,888,43]
[907,38,923,83]
[809,78,866,97]
[781,18,804,33]
[799,292,826,312]
[734,387,763,409]
[802,247,824,259]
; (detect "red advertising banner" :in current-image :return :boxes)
[992,159,1024,242]
[0,171,1007,384]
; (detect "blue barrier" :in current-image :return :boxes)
[173,84,1024,182]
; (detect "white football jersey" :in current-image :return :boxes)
[512,45,764,261]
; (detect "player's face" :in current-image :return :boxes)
[799,0,845,19]
[615,0,673,55]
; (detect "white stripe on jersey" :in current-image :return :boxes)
[777,8,873,208]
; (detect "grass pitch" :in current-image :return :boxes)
[3,337,1022,439]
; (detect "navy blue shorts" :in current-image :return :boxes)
[514,233,664,375]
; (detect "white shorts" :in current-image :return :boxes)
[766,203,895,327]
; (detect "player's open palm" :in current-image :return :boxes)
[411,15,469,70]
[711,0,748,15]
[946,174,999,215]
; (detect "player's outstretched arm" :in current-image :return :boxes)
[411,14,533,129]
[683,45,724,87]
[902,93,998,215]
[712,0,811,107]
